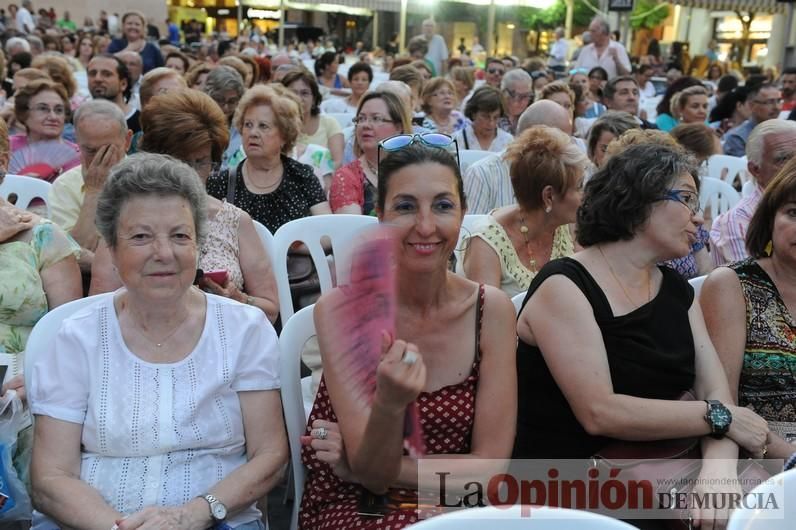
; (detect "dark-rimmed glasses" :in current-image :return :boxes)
[377,133,460,172]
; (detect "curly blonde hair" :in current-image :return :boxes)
[669,85,709,119]
[32,54,77,98]
[233,84,302,154]
[604,128,684,163]
[503,125,588,211]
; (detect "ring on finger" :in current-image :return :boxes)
[401,350,418,365]
[314,427,328,440]
[762,444,768,458]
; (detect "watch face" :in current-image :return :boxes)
[710,407,732,429]
[212,502,227,519]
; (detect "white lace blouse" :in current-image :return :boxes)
[29,291,280,527]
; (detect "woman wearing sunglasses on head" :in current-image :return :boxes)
[458,126,586,297]
[300,137,517,529]
[330,91,412,215]
[515,143,769,528]
[454,85,514,153]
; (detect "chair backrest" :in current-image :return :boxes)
[252,220,276,267]
[458,149,492,173]
[512,291,527,315]
[408,505,638,528]
[272,214,378,323]
[278,304,316,530]
[24,294,112,393]
[699,177,741,218]
[327,112,355,129]
[707,154,749,188]
[0,174,52,215]
[742,179,757,198]
[727,469,794,530]
[688,275,706,298]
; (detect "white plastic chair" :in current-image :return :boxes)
[726,469,794,530]
[707,154,749,188]
[458,149,492,173]
[0,174,52,216]
[699,177,740,218]
[253,220,276,266]
[408,505,638,528]
[277,303,316,530]
[455,214,488,269]
[512,291,527,315]
[272,214,378,323]
[326,112,355,129]
[742,179,757,198]
[24,294,111,393]
[688,275,706,298]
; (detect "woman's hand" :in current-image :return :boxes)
[201,276,246,304]
[1,374,25,402]
[726,405,769,457]
[117,502,209,530]
[690,465,741,529]
[373,335,426,414]
[0,204,35,242]
[301,420,356,482]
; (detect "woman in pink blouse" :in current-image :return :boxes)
[329,91,412,215]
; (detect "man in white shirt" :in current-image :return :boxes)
[422,19,448,76]
[115,51,143,111]
[49,100,131,269]
[16,0,34,34]
[575,16,630,80]
[464,100,573,214]
[548,27,568,74]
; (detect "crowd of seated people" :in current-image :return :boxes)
[1,9,795,529]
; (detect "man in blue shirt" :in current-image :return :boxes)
[724,83,781,157]
[167,18,180,45]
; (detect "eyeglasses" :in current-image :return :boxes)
[217,97,240,108]
[377,132,460,170]
[569,68,589,76]
[660,189,701,215]
[30,104,66,116]
[751,98,782,107]
[353,115,394,125]
[589,75,606,81]
[504,88,533,101]
[186,158,220,175]
[487,68,505,76]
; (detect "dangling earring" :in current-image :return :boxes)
[544,206,552,213]
[765,240,773,256]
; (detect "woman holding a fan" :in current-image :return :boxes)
[299,138,517,528]
[11,79,80,181]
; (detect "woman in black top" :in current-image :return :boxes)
[206,84,331,233]
[514,143,769,527]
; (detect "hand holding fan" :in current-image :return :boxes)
[9,141,81,182]
[324,226,426,457]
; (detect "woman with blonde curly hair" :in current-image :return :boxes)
[206,84,331,232]
[31,54,87,111]
[459,125,588,296]
[670,85,710,126]
[185,62,213,90]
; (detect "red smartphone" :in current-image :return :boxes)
[204,269,228,285]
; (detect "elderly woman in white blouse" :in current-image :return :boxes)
[29,154,287,530]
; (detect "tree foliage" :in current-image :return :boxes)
[519,0,595,30]
[630,0,670,30]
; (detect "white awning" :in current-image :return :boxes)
[669,0,786,14]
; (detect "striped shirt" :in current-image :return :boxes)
[463,151,515,215]
[708,184,762,266]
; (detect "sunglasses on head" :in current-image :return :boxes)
[377,133,460,170]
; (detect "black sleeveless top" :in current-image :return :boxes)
[514,257,696,459]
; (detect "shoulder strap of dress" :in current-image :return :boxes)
[225,166,237,204]
[463,128,471,150]
[474,284,485,361]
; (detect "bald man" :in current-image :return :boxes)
[465,100,575,214]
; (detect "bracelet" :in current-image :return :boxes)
[245,295,255,305]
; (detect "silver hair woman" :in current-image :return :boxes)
[30,153,288,530]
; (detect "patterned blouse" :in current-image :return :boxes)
[198,201,244,291]
[729,258,796,443]
[662,225,709,280]
[456,214,574,298]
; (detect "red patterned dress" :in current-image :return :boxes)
[298,285,485,529]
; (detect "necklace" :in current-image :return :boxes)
[597,245,651,308]
[363,156,378,176]
[129,308,192,348]
[244,162,282,192]
[518,214,538,273]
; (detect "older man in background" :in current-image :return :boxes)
[421,18,448,77]
[575,16,630,79]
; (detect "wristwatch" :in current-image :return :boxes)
[199,493,228,522]
[704,400,732,439]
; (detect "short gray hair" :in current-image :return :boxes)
[6,37,30,54]
[26,36,43,54]
[203,65,245,101]
[73,99,128,138]
[96,153,208,248]
[501,69,532,91]
[591,16,610,35]
[746,120,796,166]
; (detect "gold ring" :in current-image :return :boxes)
[762,445,768,458]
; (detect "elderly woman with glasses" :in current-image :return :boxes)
[497,69,533,135]
[12,79,80,180]
[419,78,466,135]
[30,154,287,530]
[330,91,412,215]
[515,142,770,527]
[454,85,513,152]
[300,140,517,529]
[701,156,796,460]
[90,90,280,323]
